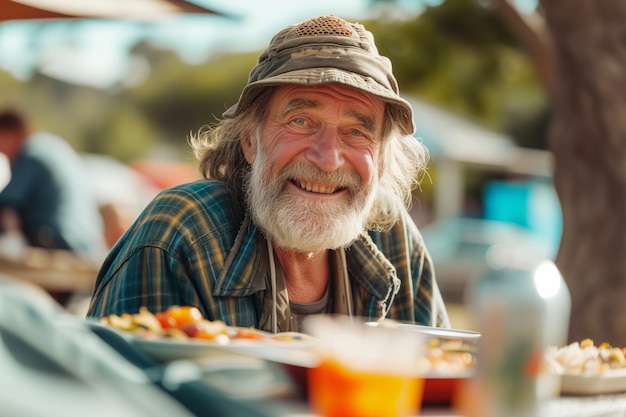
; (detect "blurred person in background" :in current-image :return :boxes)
[88,15,450,332]
[0,109,108,304]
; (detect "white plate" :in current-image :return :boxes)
[87,319,317,362]
[561,369,626,395]
[129,333,318,362]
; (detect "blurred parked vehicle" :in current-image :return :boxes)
[421,217,557,304]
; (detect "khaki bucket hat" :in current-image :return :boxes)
[223,15,415,135]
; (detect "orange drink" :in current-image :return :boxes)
[304,315,427,417]
[308,359,424,417]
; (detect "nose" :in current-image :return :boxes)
[306,126,344,172]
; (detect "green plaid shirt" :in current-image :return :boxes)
[87,180,450,331]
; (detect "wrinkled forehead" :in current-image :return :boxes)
[274,83,384,108]
[269,84,386,125]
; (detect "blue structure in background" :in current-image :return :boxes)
[421,178,562,303]
[483,178,562,257]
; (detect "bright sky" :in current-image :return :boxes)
[0,0,373,88]
[0,0,537,89]
[143,0,375,61]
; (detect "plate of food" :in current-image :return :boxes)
[96,309,478,404]
[547,338,626,395]
[95,306,317,362]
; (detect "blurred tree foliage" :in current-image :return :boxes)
[366,0,549,147]
[129,44,258,149]
[0,0,549,163]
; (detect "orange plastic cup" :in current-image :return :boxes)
[308,358,425,417]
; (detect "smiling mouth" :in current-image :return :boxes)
[292,179,345,194]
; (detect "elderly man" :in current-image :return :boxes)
[88,15,450,332]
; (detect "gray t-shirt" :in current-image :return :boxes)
[289,282,332,332]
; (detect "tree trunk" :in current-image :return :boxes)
[540,0,626,345]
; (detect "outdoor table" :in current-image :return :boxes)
[5,274,626,417]
[0,247,99,292]
[251,391,626,417]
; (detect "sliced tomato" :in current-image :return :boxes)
[155,311,177,329]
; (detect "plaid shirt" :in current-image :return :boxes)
[87,180,450,331]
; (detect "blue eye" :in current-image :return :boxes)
[351,129,364,136]
[293,118,306,126]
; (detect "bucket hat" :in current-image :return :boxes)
[223,15,415,135]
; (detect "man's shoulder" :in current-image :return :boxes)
[149,180,243,220]
[161,180,235,203]
[118,180,245,250]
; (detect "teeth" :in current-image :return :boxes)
[297,181,336,194]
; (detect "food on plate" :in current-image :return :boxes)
[370,320,478,376]
[99,305,310,343]
[422,337,477,375]
[546,338,626,375]
[99,306,221,340]
[155,305,203,329]
[100,308,476,381]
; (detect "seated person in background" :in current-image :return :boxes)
[88,15,450,332]
[0,110,108,303]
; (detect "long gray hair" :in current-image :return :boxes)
[189,88,429,231]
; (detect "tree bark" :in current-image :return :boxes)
[540,0,626,345]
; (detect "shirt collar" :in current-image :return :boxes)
[347,233,400,301]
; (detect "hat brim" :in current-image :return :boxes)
[223,68,415,135]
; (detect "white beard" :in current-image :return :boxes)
[246,153,378,253]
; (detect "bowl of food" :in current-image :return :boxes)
[547,338,626,395]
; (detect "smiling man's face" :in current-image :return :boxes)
[242,84,386,252]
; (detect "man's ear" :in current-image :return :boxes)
[241,133,256,164]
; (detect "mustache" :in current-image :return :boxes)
[274,160,361,191]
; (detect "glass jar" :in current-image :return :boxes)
[463,247,570,417]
